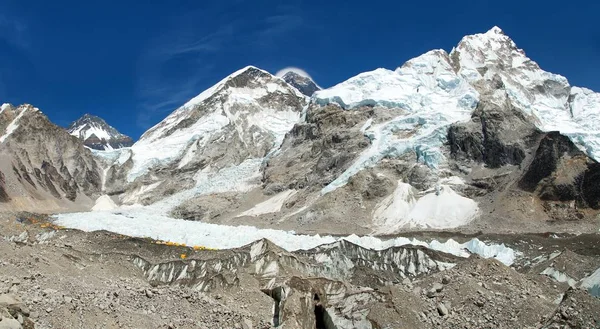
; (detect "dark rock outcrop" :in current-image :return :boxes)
[262,104,371,193]
[448,78,539,168]
[519,132,600,209]
[281,71,320,97]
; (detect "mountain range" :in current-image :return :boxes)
[1,27,599,235]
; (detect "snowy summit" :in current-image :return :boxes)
[67,113,133,151]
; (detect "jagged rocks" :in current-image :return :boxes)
[0,294,34,329]
[519,132,600,209]
[542,288,600,328]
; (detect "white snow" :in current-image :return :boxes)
[91,195,118,211]
[360,118,373,133]
[0,103,10,114]
[373,181,478,232]
[580,266,600,297]
[70,124,112,141]
[316,50,478,193]
[452,26,600,161]
[0,106,29,143]
[237,190,297,217]
[408,185,479,228]
[128,112,230,182]
[52,210,517,265]
[126,66,303,182]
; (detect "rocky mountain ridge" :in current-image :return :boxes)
[0,104,101,213]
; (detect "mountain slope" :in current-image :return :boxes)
[67,114,133,150]
[102,66,307,204]
[0,104,101,212]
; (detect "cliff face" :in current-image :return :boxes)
[0,104,101,212]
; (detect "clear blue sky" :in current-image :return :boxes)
[1,0,598,139]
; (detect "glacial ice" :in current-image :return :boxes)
[316,50,479,194]
[53,210,517,265]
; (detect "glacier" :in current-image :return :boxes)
[52,209,516,265]
[316,50,479,194]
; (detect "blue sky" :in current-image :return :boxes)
[1,0,598,139]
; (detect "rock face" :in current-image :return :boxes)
[280,71,320,96]
[0,104,101,212]
[67,113,133,150]
[447,76,540,168]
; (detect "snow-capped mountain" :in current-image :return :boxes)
[280,71,321,96]
[450,26,600,160]
[91,27,600,235]
[101,66,307,202]
[67,114,133,151]
[5,27,600,235]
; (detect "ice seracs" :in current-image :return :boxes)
[317,50,479,194]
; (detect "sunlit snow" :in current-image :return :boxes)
[315,50,479,194]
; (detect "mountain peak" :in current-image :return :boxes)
[280,70,320,97]
[487,26,504,35]
[1,103,13,113]
[68,113,133,151]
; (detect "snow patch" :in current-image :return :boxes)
[92,195,118,211]
[0,106,29,143]
[237,190,297,217]
[373,182,478,232]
